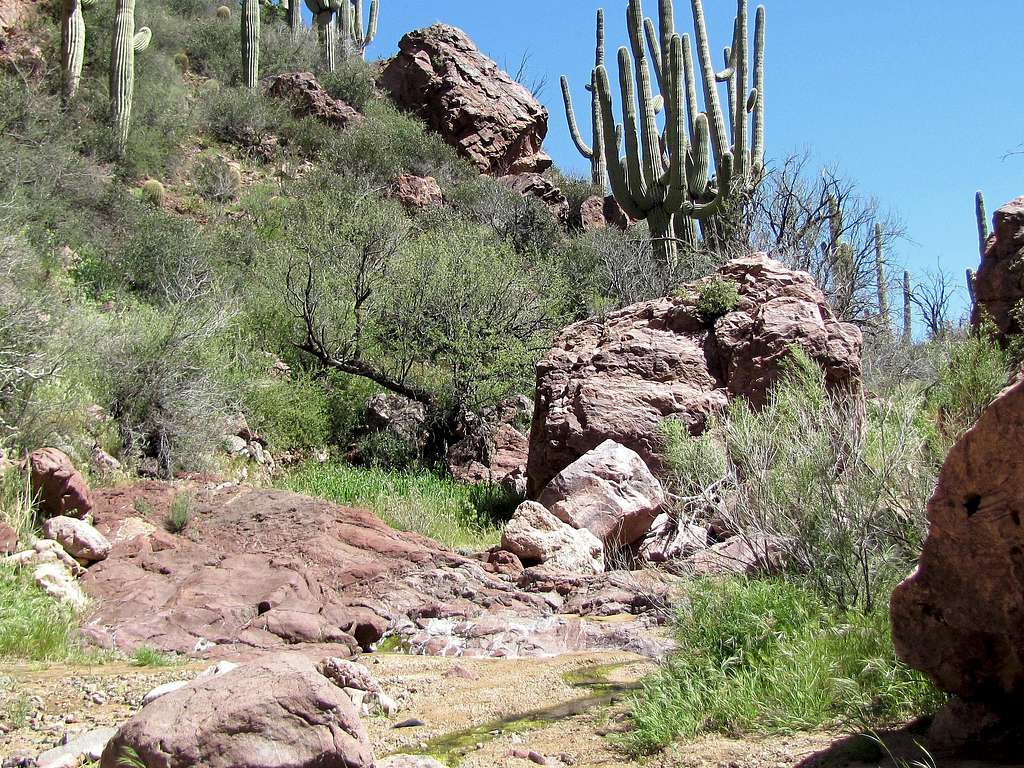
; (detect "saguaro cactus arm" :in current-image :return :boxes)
[976,190,990,258]
[559,8,608,188]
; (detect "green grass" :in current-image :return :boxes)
[278,462,515,551]
[0,564,84,661]
[4,693,32,728]
[626,578,945,754]
[166,491,193,534]
[130,645,180,667]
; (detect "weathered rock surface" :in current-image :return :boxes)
[100,653,374,768]
[42,516,111,562]
[37,727,117,768]
[527,253,863,493]
[265,71,362,130]
[379,25,551,175]
[639,515,709,563]
[0,521,17,554]
[972,195,1024,341]
[576,195,629,231]
[29,448,92,518]
[891,372,1024,756]
[538,440,665,548]
[447,422,528,486]
[501,501,604,574]
[5,539,87,609]
[80,482,672,659]
[392,173,443,209]
[499,173,569,224]
[685,535,783,576]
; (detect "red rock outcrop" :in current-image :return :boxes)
[891,372,1024,757]
[29,448,92,519]
[527,254,863,494]
[379,25,551,175]
[391,173,443,209]
[972,196,1024,341]
[100,653,373,768]
[80,481,673,659]
[499,173,569,225]
[265,71,361,130]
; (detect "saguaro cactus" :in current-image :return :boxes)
[241,0,260,89]
[595,0,737,265]
[305,0,341,71]
[338,0,378,59]
[286,0,301,34]
[902,270,913,346]
[61,0,95,103]
[874,223,890,328]
[110,0,151,155]
[560,9,608,189]
[976,190,989,258]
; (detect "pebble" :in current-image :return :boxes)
[528,751,549,766]
[393,717,426,729]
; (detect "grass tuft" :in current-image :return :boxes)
[166,491,193,534]
[0,564,83,661]
[278,462,514,551]
[130,645,179,668]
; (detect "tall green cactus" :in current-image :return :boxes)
[339,0,378,59]
[241,0,260,89]
[560,9,608,189]
[824,194,854,314]
[305,0,342,71]
[109,0,151,156]
[286,0,302,34]
[976,190,989,258]
[60,0,95,103]
[874,223,889,327]
[902,270,913,346]
[595,0,735,265]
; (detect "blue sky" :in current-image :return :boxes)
[354,1,1022,314]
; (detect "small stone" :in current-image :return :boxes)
[393,718,425,729]
[528,752,549,765]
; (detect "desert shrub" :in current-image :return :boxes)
[100,304,233,477]
[183,16,240,82]
[659,350,935,612]
[448,174,562,255]
[0,469,34,554]
[244,375,331,452]
[545,168,602,223]
[166,491,193,533]
[926,326,1011,447]
[260,23,321,79]
[130,645,179,666]
[193,155,242,202]
[278,462,504,551]
[0,564,83,661]
[166,0,215,17]
[694,278,740,323]
[627,578,945,752]
[200,87,289,156]
[319,56,377,111]
[356,430,419,470]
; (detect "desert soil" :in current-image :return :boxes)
[3,652,1020,768]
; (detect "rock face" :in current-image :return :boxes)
[577,195,629,231]
[379,25,551,175]
[527,254,863,494]
[100,653,373,768]
[972,196,1024,341]
[891,373,1024,756]
[639,515,709,563]
[499,173,569,225]
[80,482,672,659]
[265,71,362,130]
[42,516,111,562]
[5,539,88,610]
[28,448,92,518]
[392,173,443,209]
[501,501,604,574]
[538,441,665,549]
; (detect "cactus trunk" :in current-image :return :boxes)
[560,9,607,189]
[60,0,87,103]
[874,223,889,327]
[241,0,260,89]
[902,271,913,346]
[288,0,301,34]
[110,0,150,156]
[976,190,989,258]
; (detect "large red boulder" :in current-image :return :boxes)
[972,196,1024,341]
[28,448,92,519]
[265,71,361,130]
[100,653,373,768]
[891,372,1024,757]
[379,25,551,175]
[526,254,863,495]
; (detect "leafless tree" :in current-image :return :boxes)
[911,261,962,339]
[509,51,549,100]
[747,151,906,324]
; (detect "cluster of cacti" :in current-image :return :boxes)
[242,0,261,89]
[339,0,378,59]
[560,9,608,189]
[109,0,152,155]
[60,0,95,103]
[574,0,765,264]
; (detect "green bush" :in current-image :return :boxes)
[694,278,741,323]
[448,174,562,255]
[627,578,945,753]
[200,87,289,157]
[0,564,83,661]
[356,431,419,471]
[278,462,504,551]
[320,56,378,111]
[166,491,193,533]
[244,375,331,452]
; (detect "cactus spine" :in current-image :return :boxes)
[902,270,913,345]
[595,0,736,265]
[560,9,608,189]
[241,0,260,89]
[339,0,378,59]
[976,190,989,258]
[874,223,889,328]
[61,0,94,103]
[109,0,151,156]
